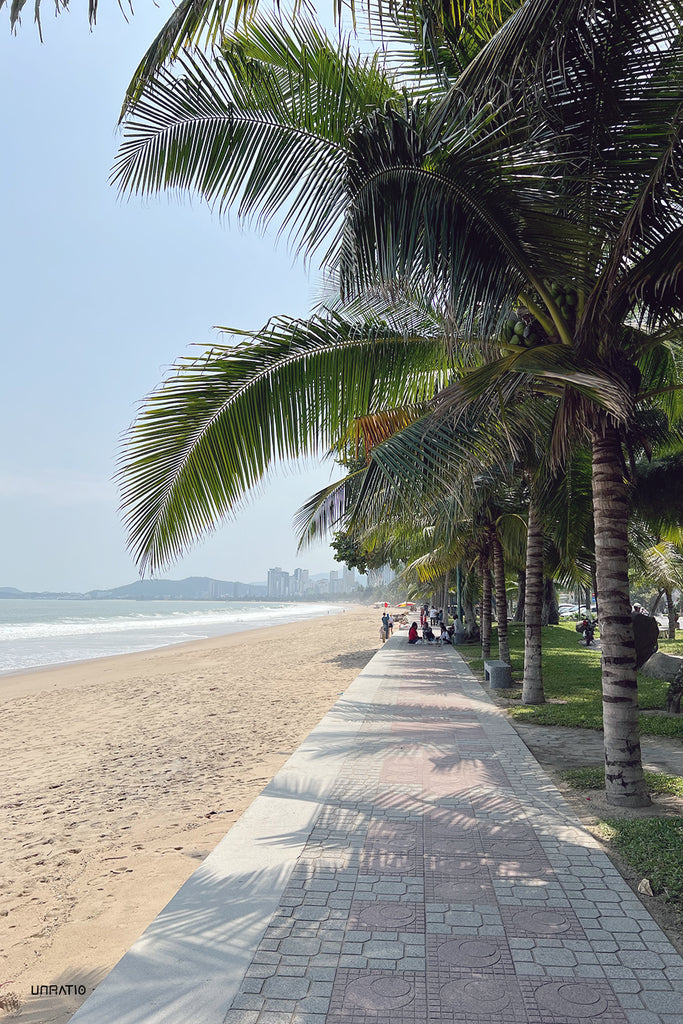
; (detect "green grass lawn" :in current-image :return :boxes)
[458,628,683,910]
[558,768,683,907]
[598,818,683,910]
[559,766,683,796]
[457,622,683,738]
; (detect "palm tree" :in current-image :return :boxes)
[3,0,525,115]
[328,3,683,806]
[114,5,683,805]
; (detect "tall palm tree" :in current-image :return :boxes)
[115,5,683,805]
[327,2,683,806]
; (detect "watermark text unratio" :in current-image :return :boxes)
[31,984,87,996]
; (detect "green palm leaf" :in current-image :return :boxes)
[118,311,450,573]
[114,18,398,259]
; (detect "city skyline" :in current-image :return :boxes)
[267,565,364,599]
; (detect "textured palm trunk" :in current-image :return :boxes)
[514,571,526,622]
[543,578,559,625]
[591,425,650,807]
[522,493,545,704]
[492,534,510,665]
[666,588,677,639]
[463,591,477,641]
[480,551,492,661]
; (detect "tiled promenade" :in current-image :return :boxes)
[71,638,683,1024]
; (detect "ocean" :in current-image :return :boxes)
[0,599,342,676]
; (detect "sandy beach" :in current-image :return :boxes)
[0,605,381,1022]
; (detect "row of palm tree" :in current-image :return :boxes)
[114,0,683,807]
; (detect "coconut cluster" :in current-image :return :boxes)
[498,281,577,354]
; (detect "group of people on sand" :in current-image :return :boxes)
[379,611,394,643]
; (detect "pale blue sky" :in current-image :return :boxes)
[0,3,346,592]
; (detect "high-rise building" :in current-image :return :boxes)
[267,567,290,598]
[368,565,395,588]
[342,566,356,592]
[292,568,310,596]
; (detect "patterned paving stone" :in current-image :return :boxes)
[426,854,492,879]
[348,901,426,933]
[469,791,525,816]
[478,822,539,848]
[486,839,549,861]
[379,757,424,785]
[501,906,588,940]
[327,970,427,1022]
[518,976,630,1022]
[219,645,683,1024]
[360,822,424,875]
[428,934,516,973]
[424,766,510,796]
[426,807,479,831]
[426,877,498,905]
[487,855,557,882]
[430,974,529,1023]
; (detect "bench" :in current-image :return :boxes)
[483,659,513,689]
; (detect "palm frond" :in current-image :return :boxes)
[118,311,450,573]
[114,19,398,260]
[437,345,634,427]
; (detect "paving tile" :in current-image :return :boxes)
[500,905,588,939]
[428,973,529,1022]
[217,645,683,1024]
[518,975,630,1022]
[347,901,425,933]
[427,933,516,975]
[327,969,427,1022]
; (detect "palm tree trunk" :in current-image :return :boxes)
[591,425,650,807]
[480,551,492,661]
[666,588,677,639]
[463,582,478,642]
[492,533,510,665]
[514,571,526,622]
[522,492,545,704]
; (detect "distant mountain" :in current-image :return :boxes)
[0,586,84,599]
[0,572,357,601]
[0,577,268,600]
[89,577,267,600]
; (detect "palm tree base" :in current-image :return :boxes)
[604,790,652,808]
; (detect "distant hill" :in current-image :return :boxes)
[0,577,268,600]
[0,572,354,601]
[88,577,267,600]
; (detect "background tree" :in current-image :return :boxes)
[115,3,683,806]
